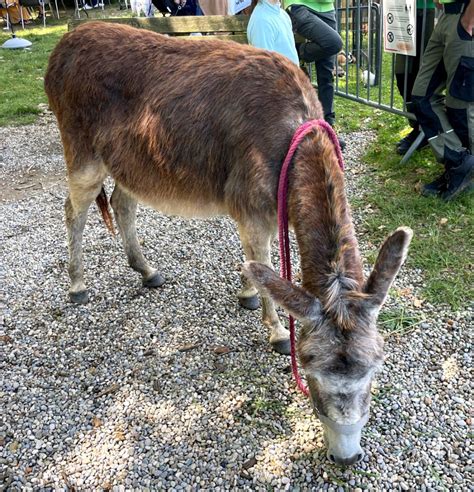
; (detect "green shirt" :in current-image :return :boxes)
[416,0,435,7]
[283,0,334,12]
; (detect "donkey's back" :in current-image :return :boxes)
[45,22,321,218]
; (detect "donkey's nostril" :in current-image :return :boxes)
[329,452,364,466]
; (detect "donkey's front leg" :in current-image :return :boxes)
[238,222,290,355]
[110,184,164,288]
[65,165,107,304]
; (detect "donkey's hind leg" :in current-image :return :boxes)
[66,165,106,304]
[110,184,164,288]
[237,221,290,355]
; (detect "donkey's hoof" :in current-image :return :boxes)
[271,338,291,355]
[69,290,89,304]
[143,272,165,288]
[238,295,260,310]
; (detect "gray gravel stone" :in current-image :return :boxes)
[1,118,472,490]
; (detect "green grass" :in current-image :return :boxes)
[0,23,67,126]
[1,23,472,309]
[378,307,425,338]
[336,95,473,309]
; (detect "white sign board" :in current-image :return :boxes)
[383,0,417,56]
[228,0,251,15]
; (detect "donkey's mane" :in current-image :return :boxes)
[289,131,365,330]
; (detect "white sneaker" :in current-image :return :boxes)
[83,4,93,9]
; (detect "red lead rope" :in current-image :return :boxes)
[277,120,345,397]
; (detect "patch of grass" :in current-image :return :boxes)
[378,307,425,338]
[352,469,380,479]
[0,6,130,127]
[429,465,448,491]
[336,98,473,309]
[0,24,67,126]
[371,383,400,404]
[247,393,286,417]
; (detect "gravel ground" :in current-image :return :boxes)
[1,114,472,491]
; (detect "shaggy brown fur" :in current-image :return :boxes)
[45,22,320,222]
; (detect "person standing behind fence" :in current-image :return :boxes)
[283,0,344,147]
[410,0,473,201]
[395,1,436,155]
[247,0,299,66]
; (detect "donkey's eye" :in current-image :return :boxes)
[300,353,315,365]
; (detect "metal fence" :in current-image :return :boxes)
[307,0,436,120]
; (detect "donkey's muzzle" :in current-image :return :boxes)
[318,411,369,467]
[327,450,364,466]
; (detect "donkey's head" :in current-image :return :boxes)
[243,227,412,466]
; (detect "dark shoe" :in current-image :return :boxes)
[441,153,474,201]
[327,123,345,151]
[422,172,448,197]
[396,128,429,155]
[337,135,346,152]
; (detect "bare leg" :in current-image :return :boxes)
[66,165,106,303]
[110,184,164,288]
[238,221,290,355]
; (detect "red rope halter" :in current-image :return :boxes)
[277,119,345,396]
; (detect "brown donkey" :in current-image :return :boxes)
[45,23,412,465]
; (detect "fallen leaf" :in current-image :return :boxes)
[213,346,231,355]
[114,428,125,441]
[0,335,13,344]
[92,417,102,428]
[214,361,226,373]
[413,298,424,308]
[396,287,413,297]
[177,343,201,352]
[14,183,37,190]
[9,441,19,453]
[242,456,257,470]
[95,383,120,397]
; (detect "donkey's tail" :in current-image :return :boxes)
[95,187,115,235]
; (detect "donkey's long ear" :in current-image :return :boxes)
[242,261,321,322]
[364,227,413,309]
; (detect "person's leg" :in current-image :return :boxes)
[439,12,474,200]
[289,5,342,63]
[395,9,435,153]
[288,6,343,145]
[412,12,473,199]
[313,10,339,127]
